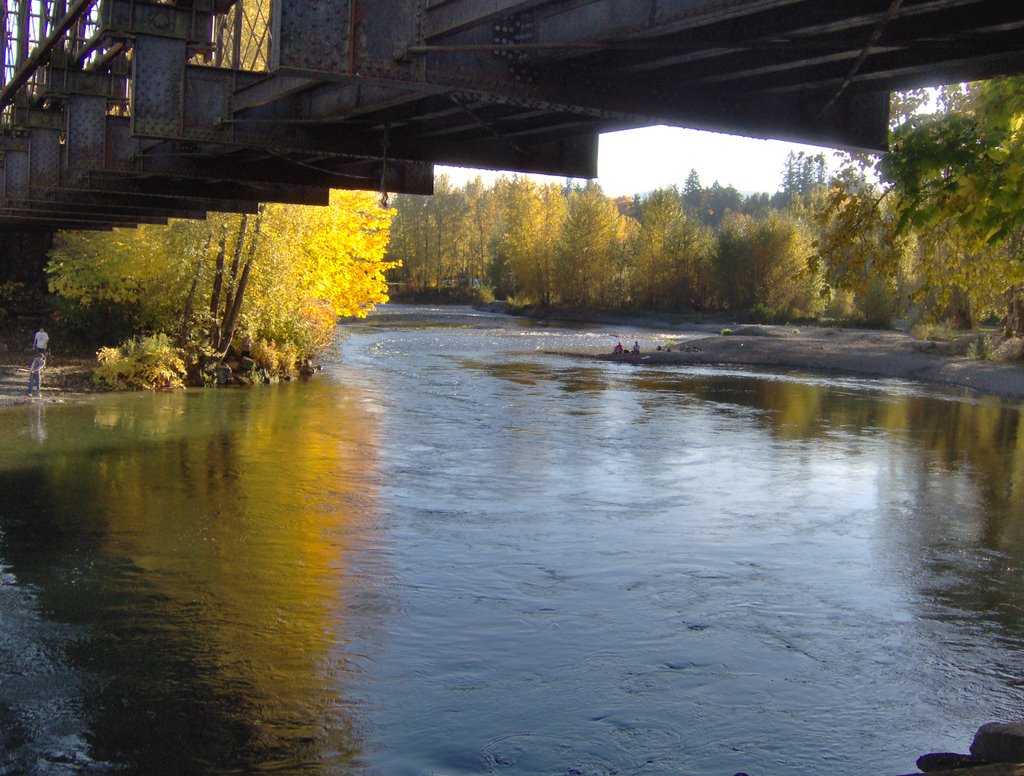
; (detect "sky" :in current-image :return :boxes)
[437,124,846,198]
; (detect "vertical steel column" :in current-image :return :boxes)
[130,34,185,138]
[36,0,52,42]
[5,143,30,198]
[1,3,8,84]
[17,1,31,68]
[231,1,241,69]
[65,91,105,170]
[29,126,61,190]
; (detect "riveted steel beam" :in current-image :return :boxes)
[52,182,260,215]
[131,34,186,138]
[99,0,215,43]
[271,0,349,73]
[0,211,168,229]
[132,146,436,196]
[0,195,206,221]
[424,1,541,39]
[42,61,128,101]
[0,201,180,224]
[4,0,1024,232]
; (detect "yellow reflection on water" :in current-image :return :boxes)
[37,383,384,768]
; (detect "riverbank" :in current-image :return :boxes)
[0,321,99,407]
[480,302,1024,401]
[3,306,1024,405]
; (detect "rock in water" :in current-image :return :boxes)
[916,751,985,771]
[971,721,1024,763]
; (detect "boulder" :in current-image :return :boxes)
[215,362,232,385]
[916,752,986,771]
[971,722,1024,763]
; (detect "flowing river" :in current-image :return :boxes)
[2,304,1024,775]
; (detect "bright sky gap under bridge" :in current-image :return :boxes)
[437,125,849,198]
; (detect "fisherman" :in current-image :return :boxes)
[27,352,45,397]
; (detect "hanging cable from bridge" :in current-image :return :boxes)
[379,125,390,208]
[816,0,904,120]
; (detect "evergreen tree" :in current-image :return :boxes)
[683,168,704,214]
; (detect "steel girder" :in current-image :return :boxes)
[0,0,433,231]
[1,0,1024,231]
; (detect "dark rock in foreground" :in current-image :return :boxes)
[972,723,1024,764]
[904,722,1024,775]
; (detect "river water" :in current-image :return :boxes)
[2,304,1024,775]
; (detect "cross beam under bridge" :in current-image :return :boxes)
[2,0,1023,230]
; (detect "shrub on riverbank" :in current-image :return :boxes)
[94,334,187,391]
[251,338,300,378]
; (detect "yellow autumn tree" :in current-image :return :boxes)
[243,191,396,356]
[47,190,396,384]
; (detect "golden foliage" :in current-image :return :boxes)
[48,191,397,361]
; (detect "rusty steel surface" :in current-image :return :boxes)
[0,0,1023,230]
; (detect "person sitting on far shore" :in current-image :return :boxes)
[632,341,640,354]
[27,352,45,397]
[613,342,623,354]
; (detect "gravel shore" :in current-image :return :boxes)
[584,323,1024,401]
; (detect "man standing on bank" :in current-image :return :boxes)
[33,325,49,356]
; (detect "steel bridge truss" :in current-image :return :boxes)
[2,0,1024,230]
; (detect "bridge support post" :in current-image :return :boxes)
[131,35,186,139]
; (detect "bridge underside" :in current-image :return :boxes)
[2,0,1024,230]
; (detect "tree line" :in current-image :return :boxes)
[387,78,1024,338]
[387,164,824,321]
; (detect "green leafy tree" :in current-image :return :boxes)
[812,167,915,326]
[817,78,1024,334]
[629,187,684,309]
[386,193,433,294]
[883,79,1024,245]
[781,151,829,201]
[701,182,744,227]
[463,176,499,299]
[682,168,705,214]
[882,78,1024,334]
[627,187,716,311]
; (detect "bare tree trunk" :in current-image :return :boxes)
[944,286,974,330]
[220,213,249,347]
[208,225,228,348]
[1007,286,1024,339]
[217,207,264,358]
[179,233,212,347]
